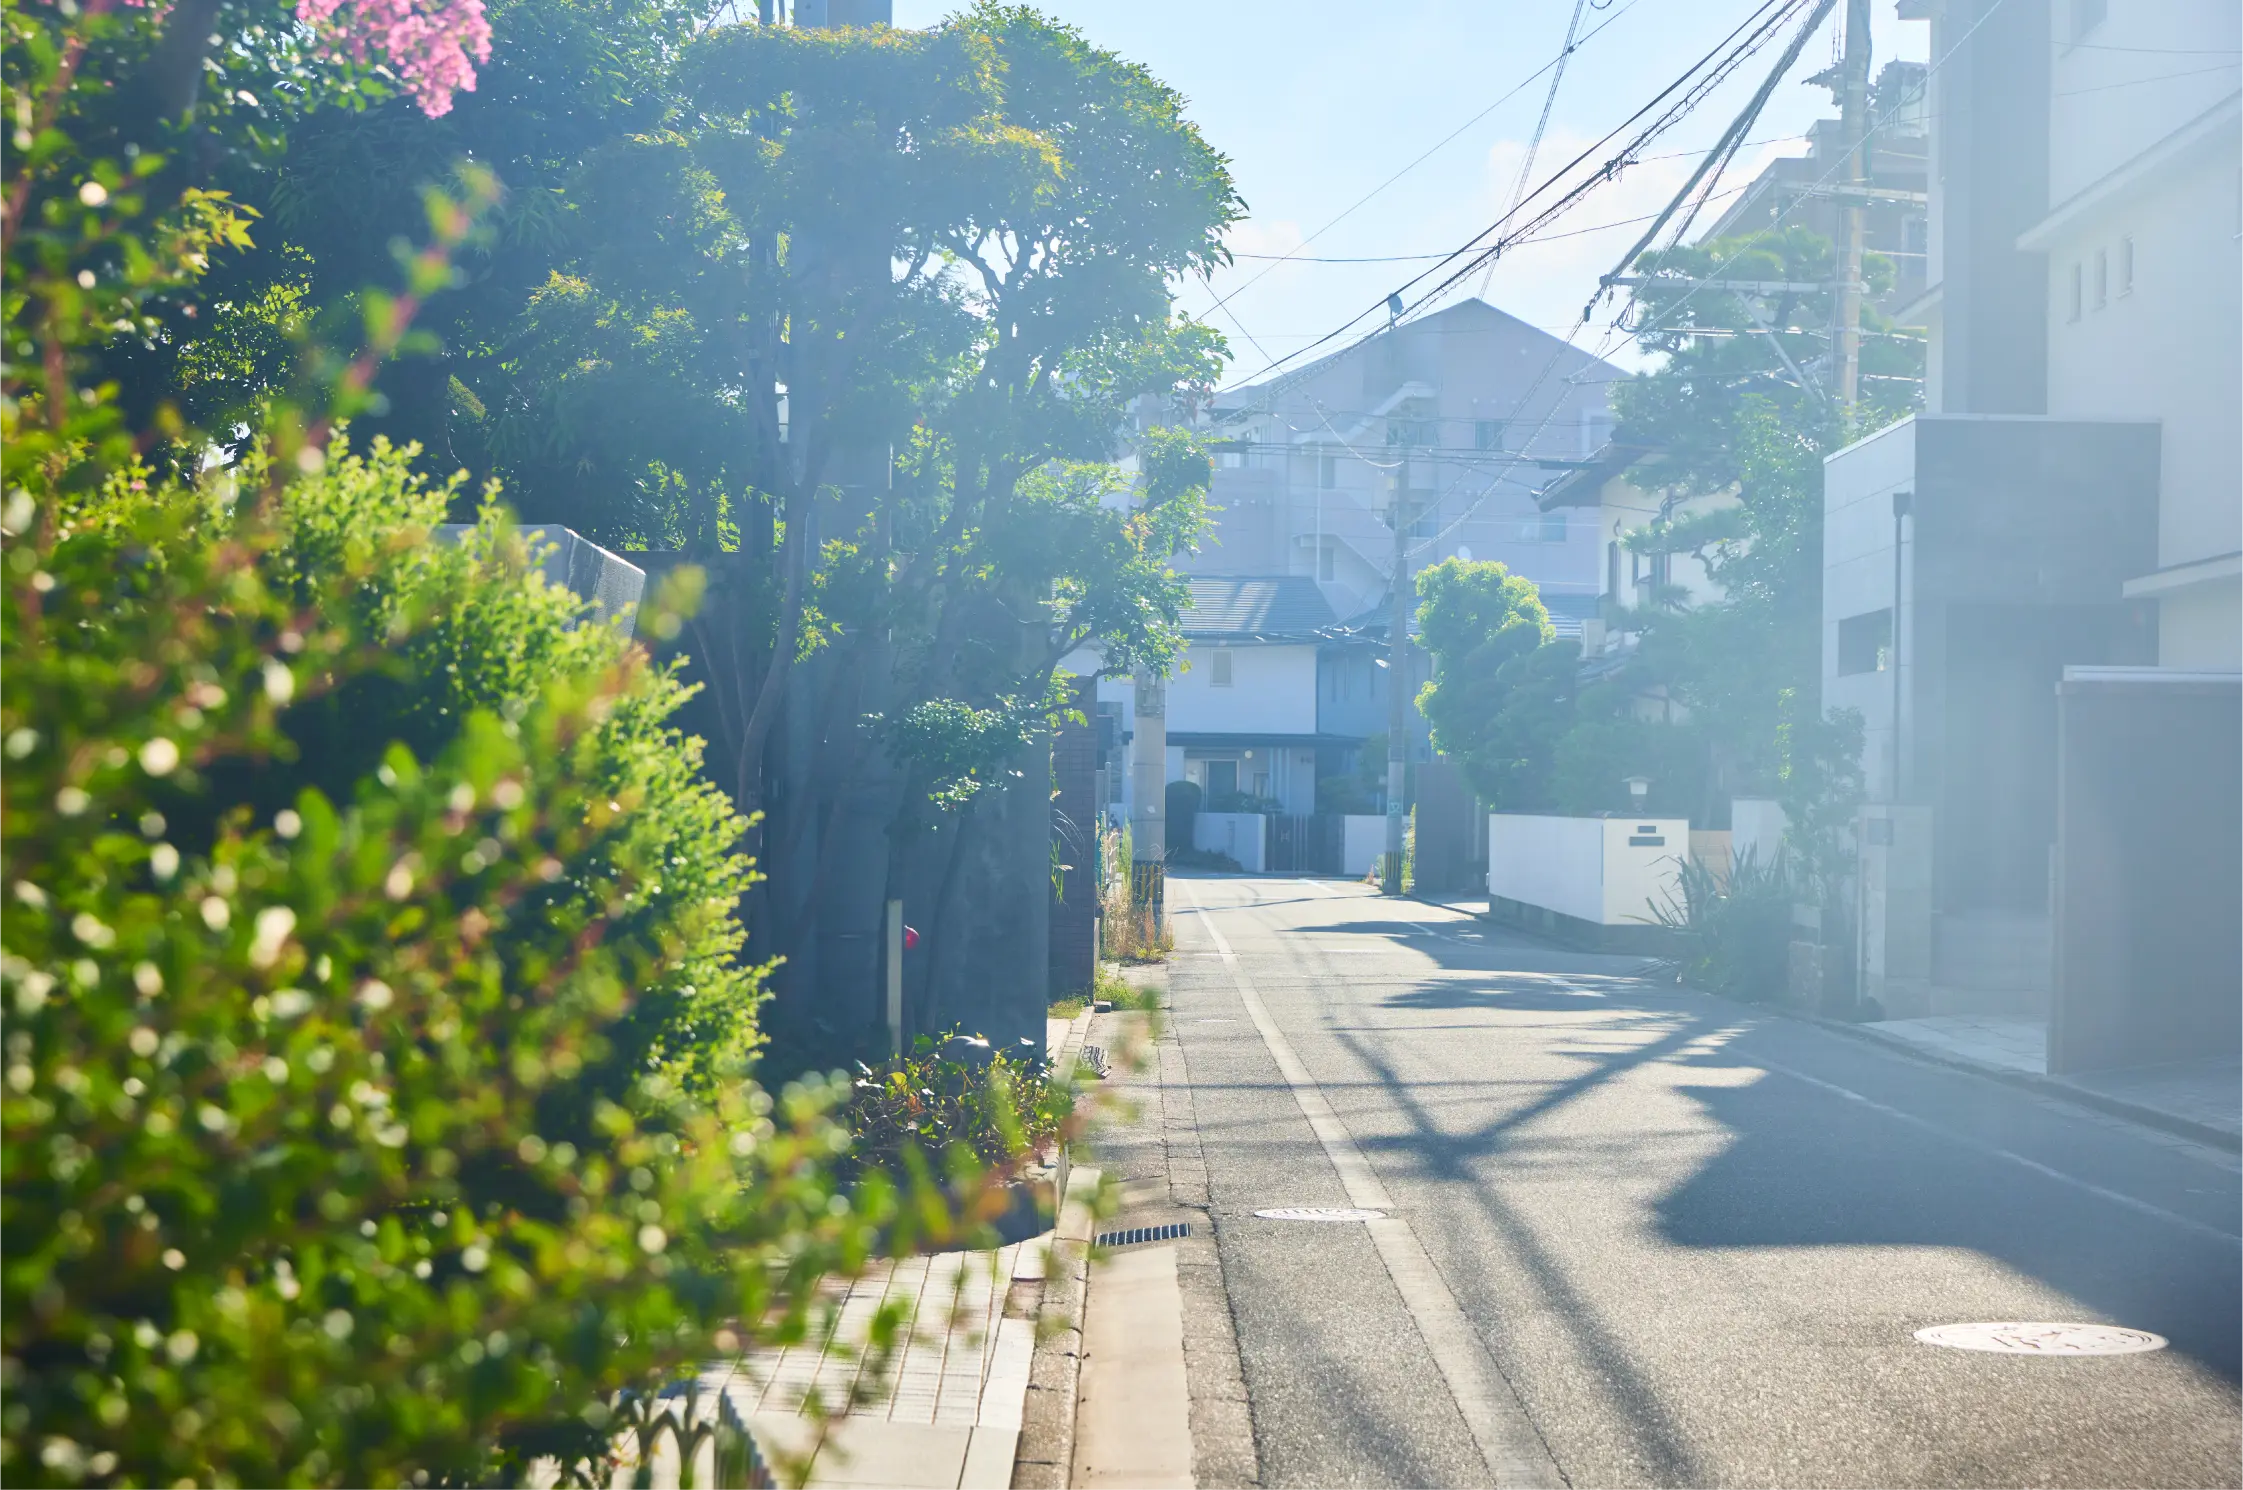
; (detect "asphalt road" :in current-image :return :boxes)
[1161,874,2243,1489]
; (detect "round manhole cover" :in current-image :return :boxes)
[1252,1206,1386,1222]
[1915,1322,2167,1356]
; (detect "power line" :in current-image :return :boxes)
[1595,0,1839,308]
[1224,182,1753,265]
[1214,0,1815,401]
[1191,0,1655,329]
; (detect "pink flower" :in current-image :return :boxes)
[295,0,493,117]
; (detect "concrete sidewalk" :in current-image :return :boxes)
[710,1244,1044,1490]
[656,1013,1098,1490]
[1863,1014,2240,1148]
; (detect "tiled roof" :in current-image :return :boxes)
[1183,576,1341,639]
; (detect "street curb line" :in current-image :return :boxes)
[1804,1012,2243,1155]
[1452,894,2242,1159]
[1010,1166,1097,1490]
[1157,982,1262,1489]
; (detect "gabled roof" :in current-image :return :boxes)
[1183,576,1340,640]
[1537,440,1655,510]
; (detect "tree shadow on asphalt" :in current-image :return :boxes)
[1655,1054,2243,1380]
[1333,1010,1718,1486]
[1374,973,1671,1015]
[1340,951,2241,1385]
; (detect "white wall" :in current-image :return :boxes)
[2036,125,2241,663]
[2038,1,2240,665]
[2046,3,2240,203]
[1487,816,1603,924]
[1731,798,1788,870]
[1193,813,1266,873]
[1594,473,1731,614]
[1342,815,1387,877]
[1488,814,1689,925]
[1821,417,1918,802]
[1166,640,1319,736]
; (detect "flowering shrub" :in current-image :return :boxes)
[0,448,892,1485]
[294,0,493,116]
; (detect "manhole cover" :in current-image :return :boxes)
[1915,1322,2167,1356]
[1252,1206,1386,1222]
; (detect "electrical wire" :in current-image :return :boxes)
[1190,0,1655,330]
[1477,0,1596,300]
[1214,0,1815,402]
[1596,0,1838,304]
[1225,180,1754,265]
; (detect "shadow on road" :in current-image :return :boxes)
[1655,1054,2243,1380]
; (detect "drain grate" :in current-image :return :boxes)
[1094,1222,1192,1248]
[1915,1322,2167,1356]
[1253,1206,1386,1222]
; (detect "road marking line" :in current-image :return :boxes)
[1758,1058,2243,1246]
[1176,880,1567,1489]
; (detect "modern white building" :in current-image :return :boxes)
[2025,11,2240,664]
[1824,0,2238,1064]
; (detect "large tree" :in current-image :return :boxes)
[1600,225,1914,848]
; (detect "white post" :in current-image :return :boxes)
[884,898,904,1055]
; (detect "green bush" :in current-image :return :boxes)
[1646,848,1795,1003]
[844,1036,1073,1189]
[0,455,875,1487]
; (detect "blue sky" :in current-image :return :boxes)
[891,0,1930,380]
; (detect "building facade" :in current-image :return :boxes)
[1822,0,2238,1062]
[1195,298,1622,631]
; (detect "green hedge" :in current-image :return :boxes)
[0,446,873,1487]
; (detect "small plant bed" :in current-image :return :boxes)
[844,1034,1077,1247]
[847,1035,1073,1174]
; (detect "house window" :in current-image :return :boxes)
[1474,420,1506,451]
[1319,454,1338,489]
[2119,235,2134,296]
[1318,540,1336,582]
[1210,647,1233,688]
[1536,514,1568,544]
[1219,449,1245,469]
[2067,262,2083,322]
[1838,609,1894,676]
[2093,247,2108,310]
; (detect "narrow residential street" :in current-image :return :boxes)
[1140,873,2242,1489]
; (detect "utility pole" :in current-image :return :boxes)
[1834,0,1873,409]
[1382,457,1411,895]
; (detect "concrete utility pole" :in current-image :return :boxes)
[1130,664,1166,918]
[1383,459,1411,895]
[1834,0,1873,408]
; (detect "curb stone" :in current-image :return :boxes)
[1808,1011,2242,1155]
[1010,1167,1096,1489]
[1458,901,2241,1155]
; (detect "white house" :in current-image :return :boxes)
[1163,576,1339,818]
